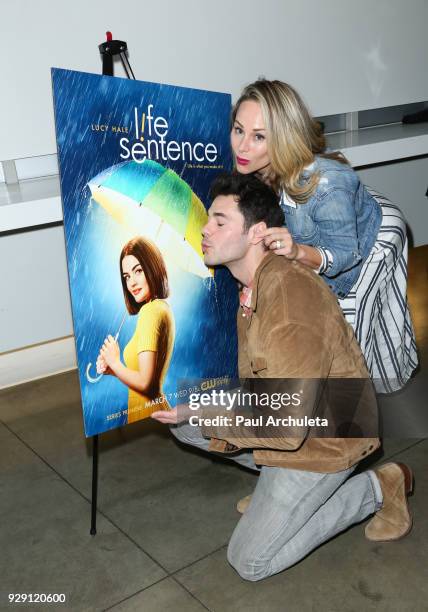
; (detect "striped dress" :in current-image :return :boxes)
[338,189,418,393]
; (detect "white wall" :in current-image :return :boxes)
[1,0,427,387]
[0,225,73,353]
[2,0,428,160]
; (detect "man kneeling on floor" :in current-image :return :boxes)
[152,172,414,582]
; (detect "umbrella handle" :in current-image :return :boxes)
[85,314,126,384]
[86,362,103,384]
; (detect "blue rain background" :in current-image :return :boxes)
[52,68,237,437]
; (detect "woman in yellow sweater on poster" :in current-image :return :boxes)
[96,236,175,423]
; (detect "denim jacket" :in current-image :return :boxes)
[279,156,382,298]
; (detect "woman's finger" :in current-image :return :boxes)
[266,239,293,252]
[266,239,290,251]
[264,231,291,246]
[263,226,289,238]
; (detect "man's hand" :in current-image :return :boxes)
[151,402,192,424]
[151,407,179,424]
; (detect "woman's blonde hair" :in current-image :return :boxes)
[231,80,348,203]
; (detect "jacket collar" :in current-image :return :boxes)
[250,252,280,313]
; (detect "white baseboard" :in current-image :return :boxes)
[0,337,77,389]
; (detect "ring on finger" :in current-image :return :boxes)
[276,240,282,249]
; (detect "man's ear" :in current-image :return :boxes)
[249,221,267,245]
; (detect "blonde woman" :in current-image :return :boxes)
[231,79,417,393]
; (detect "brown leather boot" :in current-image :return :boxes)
[237,494,252,514]
[365,462,413,542]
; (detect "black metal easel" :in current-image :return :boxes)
[90,32,135,536]
[99,31,136,79]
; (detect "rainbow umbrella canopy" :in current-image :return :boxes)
[88,160,212,279]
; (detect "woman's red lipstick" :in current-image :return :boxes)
[236,156,250,166]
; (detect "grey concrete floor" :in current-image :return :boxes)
[0,246,427,612]
[0,376,427,612]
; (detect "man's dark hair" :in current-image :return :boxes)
[209,172,284,231]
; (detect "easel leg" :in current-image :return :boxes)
[87,33,134,536]
[90,434,99,535]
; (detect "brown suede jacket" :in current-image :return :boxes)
[202,252,380,473]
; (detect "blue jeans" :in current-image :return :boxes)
[170,422,383,581]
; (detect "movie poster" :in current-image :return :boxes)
[52,68,236,437]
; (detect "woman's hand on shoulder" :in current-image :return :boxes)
[263,227,322,270]
[263,227,299,260]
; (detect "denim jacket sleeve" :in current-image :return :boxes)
[312,187,362,277]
